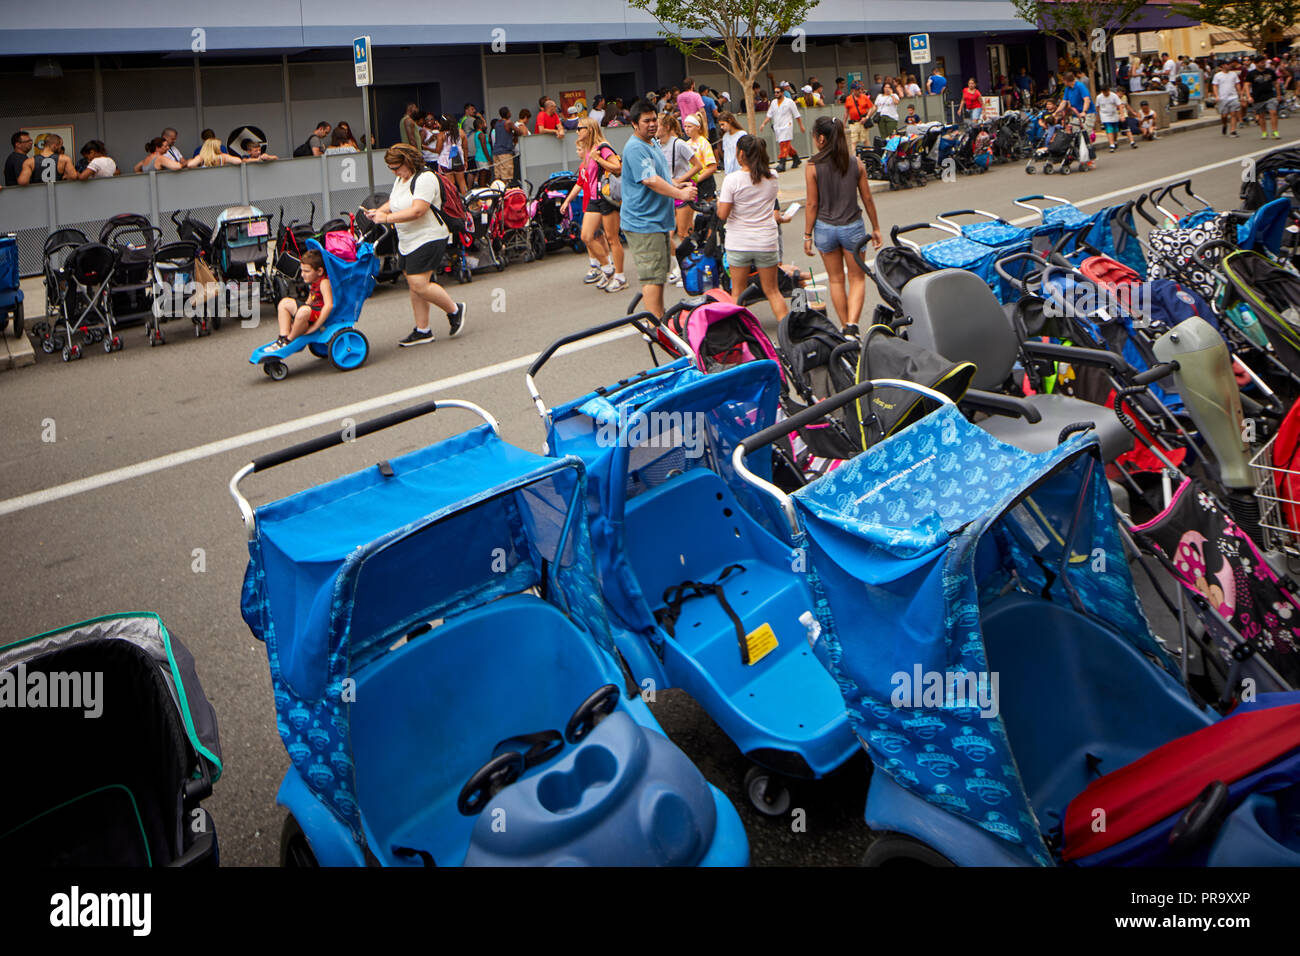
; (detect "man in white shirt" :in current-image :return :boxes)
[1161,53,1178,84]
[1212,61,1242,137]
[161,127,184,165]
[760,89,805,171]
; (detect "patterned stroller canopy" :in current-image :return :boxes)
[791,405,1172,865]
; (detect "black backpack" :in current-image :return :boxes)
[292,137,315,158]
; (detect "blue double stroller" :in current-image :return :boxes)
[0,233,23,338]
[732,384,1300,866]
[231,398,748,866]
[249,238,376,381]
[527,316,859,815]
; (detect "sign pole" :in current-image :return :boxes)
[362,88,374,197]
[354,35,375,198]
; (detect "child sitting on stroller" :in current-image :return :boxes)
[273,249,332,346]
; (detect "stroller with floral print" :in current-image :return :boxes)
[730,382,1300,867]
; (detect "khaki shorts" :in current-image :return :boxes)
[493,153,513,182]
[847,120,869,150]
[626,231,672,285]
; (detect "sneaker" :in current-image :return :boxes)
[1274,131,1282,139]
[1222,123,1228,135]
[1109,145,1116,153]
[595,270,611,289]
[667,270,681,286]
[582,266,603,284]
[1131,142,1138,149]
[1263,131,1270,139]
[604,275,628,294]
[842,324,859,337]
[447,302,467,338]
[399,327,435,347]
[791,156,802,168]
[1231,130,1239,137]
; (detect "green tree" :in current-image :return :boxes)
[1169,0,1300,54]
[1011,0,1147,91]
[626,0,819,131]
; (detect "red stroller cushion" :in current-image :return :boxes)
[1274,397,1300,539]
[1079,255,1140,297]
[1062,702,1300,860]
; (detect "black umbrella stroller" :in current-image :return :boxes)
[0,613,222,865]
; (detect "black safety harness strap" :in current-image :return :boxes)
[655,564,753,664]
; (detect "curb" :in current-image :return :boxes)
[1,326,37,372]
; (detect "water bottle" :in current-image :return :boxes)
[798,610,821,648]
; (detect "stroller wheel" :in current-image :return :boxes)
[1043,163,1054,175]
[42,337,56,354]
[61,346,71,362]
[194,321,204,338]
[112,335,122,351]
[327,329,369,372]
[71,344,82,360]
[743,765,792,817]
[265,359,289,381]
[1060,164,1072,176]
[279,815,319,868]
[1025,163,1036,174]
[862,832,955,868]
[104,337,114,354]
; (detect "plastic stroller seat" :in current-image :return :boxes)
[901,268,1132,461]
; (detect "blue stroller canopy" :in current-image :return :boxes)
[240,424,617,842]
[547,359,787,641]
[792,406,1173,865]
[307,237,376,330]
[1237,197,1292,257]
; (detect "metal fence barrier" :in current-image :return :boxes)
[1,152,397,277]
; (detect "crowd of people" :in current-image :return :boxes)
[2,121,365,188]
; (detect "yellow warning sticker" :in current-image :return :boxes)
[744,622,778,665]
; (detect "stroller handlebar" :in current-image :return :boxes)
[1192,239,1237,270]
[525,312,693,425]
[229,399,500,540]
[732,379,956,536]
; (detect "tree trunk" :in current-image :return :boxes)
[742,75,759,133]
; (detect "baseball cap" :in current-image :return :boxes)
[780,80,792,89]
[850,80,862,90]
[720,91,731,100]
[801,84,813,93]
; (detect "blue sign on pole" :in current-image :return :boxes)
[353,35,372,86]
[909,33,931,65]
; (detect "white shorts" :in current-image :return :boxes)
[1217,96,1240,116]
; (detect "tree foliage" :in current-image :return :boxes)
[1169,0,1300,53]
[1011,0,1148,89]
[627,0,819,130]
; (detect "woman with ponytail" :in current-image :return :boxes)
[716,134,785,320]
[802,116,882,334]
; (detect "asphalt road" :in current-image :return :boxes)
[2,123,1296,866]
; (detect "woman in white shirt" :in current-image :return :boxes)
[363,143,467,347]
[904,75,922,97]
[658,111,702,285]
[717,135,786,320]
[718,112,745,173]
[77,140,119,179]
[871,82,901,138]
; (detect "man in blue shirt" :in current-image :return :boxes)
[700,85,719,145]
[621,100,697,317]
[927,68,947,96]
[1062,72,1095,132]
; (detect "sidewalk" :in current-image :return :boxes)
[0,323,36,372]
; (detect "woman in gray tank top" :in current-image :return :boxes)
[802,116,883,333]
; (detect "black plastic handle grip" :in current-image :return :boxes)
[1131,361,1180,387]
[993,250,1049,287]
[890,221,951,245]
[527,312,661,378]
[739,380,878,455]
[251,399,443,473]
[939,208,979,219]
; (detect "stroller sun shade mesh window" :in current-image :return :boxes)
[791,406,1170,865]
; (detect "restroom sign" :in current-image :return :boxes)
[353,35,372,86]
[909,34,931,65]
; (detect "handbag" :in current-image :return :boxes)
[597,146,621,206]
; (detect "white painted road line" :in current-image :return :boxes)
[0,325,642,518]
[4,137,1296,519]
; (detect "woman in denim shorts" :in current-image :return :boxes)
[717,134,786,319]
[802,116,883,333]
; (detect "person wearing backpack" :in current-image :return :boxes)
[842,80,874,153]
[362,144,467,347]
[293,121,331,157]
